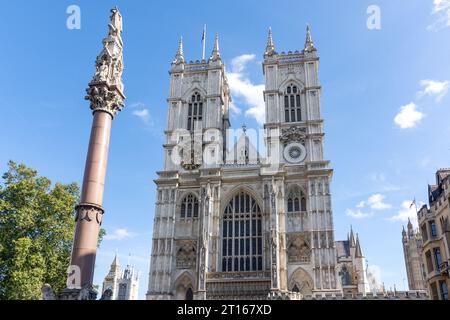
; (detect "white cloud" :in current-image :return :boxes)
[104,228,135,241]
[428,0,450,30]
[229,102,242,115]
[231,54,256,73]
[346,194,391,219]
[418,79,449,102]
[394,103,424,129]
[227,54,265,124]
[388,200,423,226]
[132,109,150,123]
[346,208,373,219]
[368,194,392,210]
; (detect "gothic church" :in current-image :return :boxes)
[147,27,339,300]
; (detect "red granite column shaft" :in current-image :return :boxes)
[70,110,112,287]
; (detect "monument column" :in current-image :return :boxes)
[60,7,125,300]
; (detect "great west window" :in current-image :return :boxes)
[222,192,263,272]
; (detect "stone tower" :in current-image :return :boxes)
[102,254,140,300]
[147,26,339,300]
[262,25,338,295]
[402,219,427,291]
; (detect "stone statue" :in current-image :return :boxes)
[41,284,55,300]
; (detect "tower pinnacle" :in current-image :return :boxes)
[304,24,316,52]
[173,36,185,65]
[210,34,221,61]
[265,27,276,56]
[355,233,363,258]
[349,225,356,247]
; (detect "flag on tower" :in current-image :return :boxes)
[202,24,206,60]
[409,198,416,209]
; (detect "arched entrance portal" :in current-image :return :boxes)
[289,267,314,295]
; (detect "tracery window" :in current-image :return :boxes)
[187,92,203,131]
[287,187,307,213]
[180,194,199,218]
[284,84,301,123]
[221,192,263,272]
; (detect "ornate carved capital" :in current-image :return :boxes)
[75,203,105,225]
[85,7,125,118]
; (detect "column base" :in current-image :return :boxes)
[59,286,98,300]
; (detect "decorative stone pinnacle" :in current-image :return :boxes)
[173,36,185,65]
[85,7,125,118]
[265,27,276,56]
[304,24,316,52]
[209,34,221,61]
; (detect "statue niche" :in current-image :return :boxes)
[287,233,311,263]
[176,240,197,269]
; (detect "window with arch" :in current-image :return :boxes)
[287,187,307,213]
[284,84,302,123]
[340,265,351,286]
[221,192,263,272]
[180,194,199,218]
[187,92,203,131]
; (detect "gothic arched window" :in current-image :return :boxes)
[180,194,199,218]
[340,265,351,286]
[187,92,203,131]
[221,192,263,272]
[284,84,302,123]
[287,187,307,213]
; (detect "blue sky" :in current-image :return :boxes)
[1,0,450,298]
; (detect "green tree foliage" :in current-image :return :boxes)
[0,161,104,300]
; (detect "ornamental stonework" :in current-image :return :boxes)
[280,126,307,144]
[287,233,311,263]
[176,240,197,269]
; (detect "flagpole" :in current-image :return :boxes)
[202,24,206,60]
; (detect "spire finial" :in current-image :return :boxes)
[349,225,356,247]
[304,24,316,52]
[210,33,221,61]
[265,27,276,56]
[242,123,247,134]
[173,36,185,65]
[355,233,363,258]
[112,250,120,267]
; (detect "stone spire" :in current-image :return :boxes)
[355,233,363,258]
[172,36,184,65]
[349,225,356,247]
[210,34,221,61]
[112,251,120,268]
[265,27,276,56]
[304,24,316,52]
[85,6,125,118]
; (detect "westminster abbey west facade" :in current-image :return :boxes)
[146,27,340,300]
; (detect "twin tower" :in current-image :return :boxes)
[147,27,337,300]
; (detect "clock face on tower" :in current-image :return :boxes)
[283,142,307,164]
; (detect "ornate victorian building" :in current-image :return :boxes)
[146,27,340,300]
[402,219,427,291]
[417,169,450,300]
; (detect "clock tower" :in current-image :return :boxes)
[263,26,338,294]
